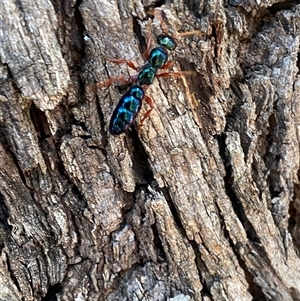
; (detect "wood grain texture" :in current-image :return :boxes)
[0,0,300,300]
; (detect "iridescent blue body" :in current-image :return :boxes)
[109,86,144,135]
[148,46,168,68]
[135,35,175,85]
[137,64,157,85]
[109,34,177,135]
[157,34,177,51]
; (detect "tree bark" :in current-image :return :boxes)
[0,0,300,300]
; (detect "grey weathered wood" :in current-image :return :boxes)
[0,0,300,300]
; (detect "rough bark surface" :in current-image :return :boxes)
[0,0,300,300]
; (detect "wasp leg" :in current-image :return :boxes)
[160,61,174,70]
[139,94,154,127]
[95,74,137,88]
[104,56,139,71]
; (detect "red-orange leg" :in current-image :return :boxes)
[139,95,154,127]
[104,57,139,71]
[160,61,174,70]
[95,74,137,88]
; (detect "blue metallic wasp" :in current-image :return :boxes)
[98,14,199,135]
[108,34,183,135]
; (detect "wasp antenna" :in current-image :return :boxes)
[143,21,154,60]
[176,30,203,38]
[154,10,170,36]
